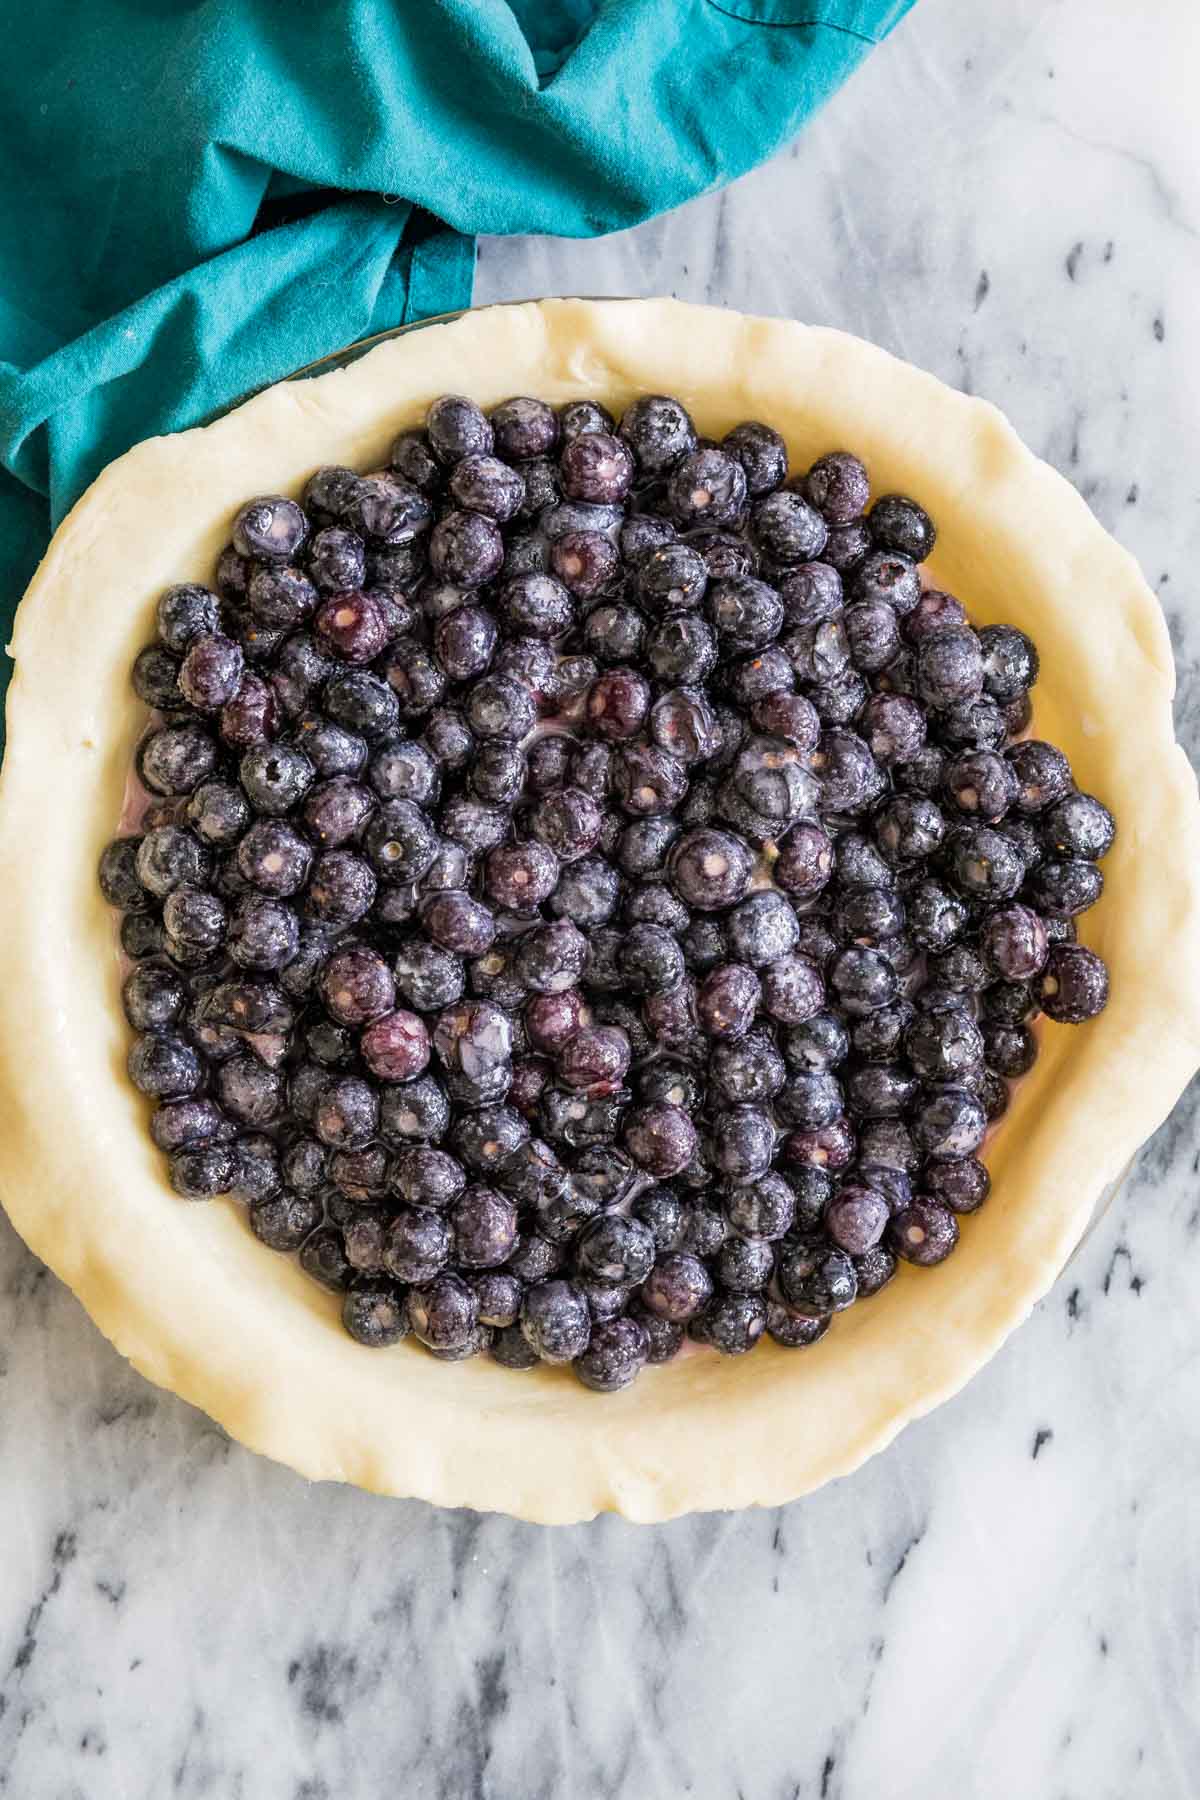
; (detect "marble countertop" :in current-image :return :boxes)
[3,2,1198,1794]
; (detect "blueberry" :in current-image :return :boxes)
[490,1324,540,1369]
[709,1029,785,1110]
[232,821,309,897]
[711,1106,776,1182]
[514,919,587,994]
[776,1069,844,1131]
[669,828,753,910]
[844,600,901,675]
[724,420,788,497]
[613,819,679,885]
[162,884,226,957]
[307,525,368,597]
[810,729,885,816]
[232,495,308,562]
[1037,943,1109,1023]
[121,914,165,959]
[894,745,947,798]
[707,577,784,652]
[460,673,535,743]
[778,1239,857,1316]
[889,1201,958,1266]
[288,714,364,781]
[619,395,696,476]
[446,1185,518,1270]
[168,1138,238,1200]
[983,1021,1037,1077]
[906,880,968,954]
[797,451,865,524]
[466,1270,524,1332]
[980,903,1049,981]
[759,954,826,1026]
[1042,793,1115,861]
[782,1010,849,1073]
[520,1278,591,1363]
[874,795,946,867]
[978,624,1038,702]
[298,1228,353,1293]
[540,499,624,543]
[377,1071,450,1145]
[612,744,688,817]
[132,643,184,711]
[696,963,761,1040]
[448,1107,529,1179]
[913,1086,986,1160]
[135,826,211,900]
[418,890,495,958]
[726,891,800,967]
[849,549,921,616]
[572,1215,653,1289]
[384,1149,462,1214]
[720,1169,794,1241]
[823,519,873,573]
[637,543,709,617]
[559,430,635,505]
[217,1053,284,1126]
[946,824,1025,902]
[127,1032,202,1100]
[856,1117,919,1174]
[581,601,646,667]
[830,947,897,1017]
[924,1156,991,1214]
[832,885,905,948]
[508,1057,553,1120]
[488,395,558,461]
[546,855,618,929]
[336,1278,409,1347]
[914,626,985,710]
[868,493,936,561]
[824,1183,890,1254]
[424,509,502,589]
[574,1317,649,1391]
[646,614,719,685]
[1003,690,1033,738]
[437,796,508,856]
[579,669,649,746]
[246,564,318,639]
[557,1029,633,1094]
[121,962,186,1034]
[483,841,559,915]
[767,1304,832,1348]
[157,584,222,654]
[551,529,619,600]
[668,448,747,529]
[750,489,828,566]
[611,925,682,1000]
[716,1233,775,1294]
[624,1104,698,1178]
[934,697,1006,752]
[138,721,218,797]
[693,1292,768,1355]
[304,849,375,925]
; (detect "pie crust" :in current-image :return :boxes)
[1,298,1198,1524]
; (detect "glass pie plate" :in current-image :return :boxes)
[0,296,1193,1522]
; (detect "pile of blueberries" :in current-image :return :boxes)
[99,387,1113,1392]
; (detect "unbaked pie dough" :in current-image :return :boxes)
[1,298,1198,1523]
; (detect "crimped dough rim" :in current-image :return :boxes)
[1,299,1197,1524]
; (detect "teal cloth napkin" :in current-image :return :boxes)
[0,0,915,683]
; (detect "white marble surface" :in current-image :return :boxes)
[3,2,1199,1794]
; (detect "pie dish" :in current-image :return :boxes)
[1,297,1198,1523]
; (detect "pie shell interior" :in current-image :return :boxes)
[2,298,1198,1524]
